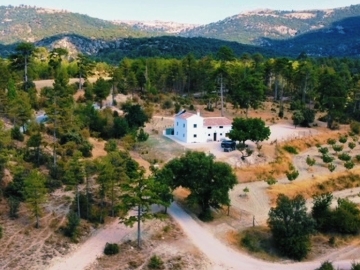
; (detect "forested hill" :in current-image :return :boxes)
[2,4,360,59]
[0,5,152,44]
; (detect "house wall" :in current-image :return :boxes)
[174,117,187,142]
[185,116,205,143]
[204,125,232,142]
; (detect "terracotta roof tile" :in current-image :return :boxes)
[203,117,232,127]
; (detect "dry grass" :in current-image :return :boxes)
[268,170,360,203]
[236,129,349,183]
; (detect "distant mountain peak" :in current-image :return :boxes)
[114,20,200,34]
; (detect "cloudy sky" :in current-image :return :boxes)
[3,0,360,24]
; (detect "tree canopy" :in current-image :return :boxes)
[268,194,315,260]
[229,117,270,145]
[164,151,237,220]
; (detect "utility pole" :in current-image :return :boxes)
[220,74,224,117]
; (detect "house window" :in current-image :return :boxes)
[194,124,197,128]
[219,126,223,129]
[194,134,197,138]
[183,134,185,137]
[177,122,178,126]
[220,133,223,136]
[176,132,178,135]
[208,134,210,136]
[183,124,185,128]
[207,126,212,129]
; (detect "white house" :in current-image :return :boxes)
[173,110,232,143]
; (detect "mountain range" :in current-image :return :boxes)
[1,4,360,59]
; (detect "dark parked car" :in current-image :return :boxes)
[221,140,236,151]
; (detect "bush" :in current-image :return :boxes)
[338,152,351,161]
[351,262,360,270]
[148,255,164,269]
[339,136,348,144]
[8,196,20,219]
[63,211,80,241]
[161,99,173,110]
[198,209,214,222]
[316,261,335,270]
[327,138,336,145]
[286,170,299,181]
[332,144,343,153]
[328,163,336,172]
[350,121,360,134]
[137,128,149,142]
[318,147,329,155]
[322,154,334,163]
[104,243,119,255]
[332,198,360,235]
[356,155,360,162]
[283,145,298,154]
[11,126,24,141]
[349,142,357,150]
[241,232,262,252]
[104,139,117,152]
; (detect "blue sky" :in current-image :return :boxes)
[3,0,360,24]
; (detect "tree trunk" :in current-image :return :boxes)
[76,184,81,219]
[137,204,141,248]
[24,56,28,91]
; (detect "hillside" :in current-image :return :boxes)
[181,5,360,45]
[0,5,150,44]
[2,4,360,58]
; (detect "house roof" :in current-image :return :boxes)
[176,112,197,119]
[203,117,232,127]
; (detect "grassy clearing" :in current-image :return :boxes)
[268,170,360,203]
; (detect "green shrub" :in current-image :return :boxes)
[327,138,336,145]
[328,163,336,172]
[8,196,20,219]
[137,128,149,142]
[338,152,351,161]
[265,176,277,185]
[318,147,329,155]
[161,99,173,110]
[63,211,80,241]
[104,243,119,255]
[283,145,298,154]
[350,121,360,134]
[148,255,164,269]
[316,261,335,270]
[349,142,357,150]
[322,154,334,163]
[11,126,24,141]
[198,209,214,222]
[344,161,355,170]
[339,136,348,144]
[332,144,343,153]
[241,233,262,252]
[286,170,299,181]
[356,155,360,162]
[351,262,360,270]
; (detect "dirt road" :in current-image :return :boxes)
[47,218,135,270]
[168,202,354,270]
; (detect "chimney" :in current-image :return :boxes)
[196,110,200,116]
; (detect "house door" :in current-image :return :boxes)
[213,132,217,141]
